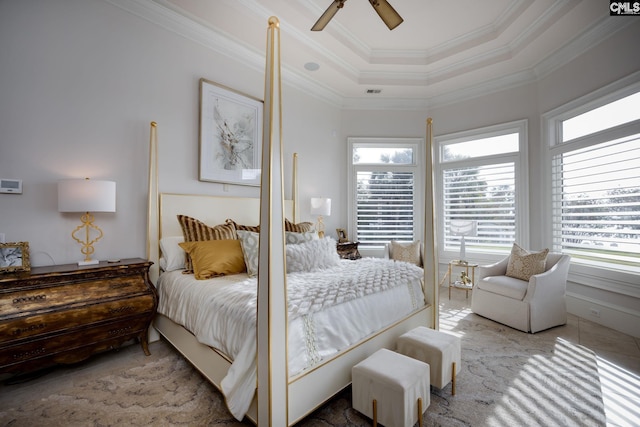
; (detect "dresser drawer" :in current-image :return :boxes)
[0,294,155,344]
[0,277,148,317]
[0,314,150,370]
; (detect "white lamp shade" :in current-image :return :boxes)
[58,179,116,213]
[450,220,477,237]
[310,197,331,216]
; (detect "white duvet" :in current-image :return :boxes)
[156,258,425,420]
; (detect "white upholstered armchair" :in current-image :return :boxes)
[471,252,571,333]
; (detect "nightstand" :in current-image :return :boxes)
[336,241,362,260]
[0,258,157,376]
[442,260,478,300]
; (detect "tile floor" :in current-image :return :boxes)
[442,286,640,427]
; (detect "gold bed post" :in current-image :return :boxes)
[424,118,439,329]
[147,121,160,284]
[257,17,288,426]
[292,153,298,223]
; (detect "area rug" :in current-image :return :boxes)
[0,307,605,426]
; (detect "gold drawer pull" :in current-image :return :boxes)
[12,323,47,336]
[108,326,132,336]
[12,347,47,360]
[13,294,47,304]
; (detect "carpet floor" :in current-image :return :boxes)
[0,298,605,426]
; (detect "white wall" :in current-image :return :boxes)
[1,1,638,336]
[0,0,343,267]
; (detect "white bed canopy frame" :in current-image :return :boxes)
[146,17,438,426]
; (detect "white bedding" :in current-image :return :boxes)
[156,258,425,420]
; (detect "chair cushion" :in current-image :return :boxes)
[505,243,549,281]
[477,275,528,300]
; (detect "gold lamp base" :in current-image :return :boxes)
[71,212,103,265]
[316,215,326,239]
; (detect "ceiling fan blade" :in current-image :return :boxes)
[369,0,403,30]
[311,0,346,31]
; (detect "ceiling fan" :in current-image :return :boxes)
[311,0,404,31]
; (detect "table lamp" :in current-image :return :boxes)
[450,220,477,263]
[58,178,116,265]
[310,197,331,238]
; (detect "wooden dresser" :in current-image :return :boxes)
[0,258,157,376]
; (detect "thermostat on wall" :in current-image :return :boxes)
[0,179,22,194]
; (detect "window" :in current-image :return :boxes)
[435,121,528,259]
[546,86,640,274]
[348,138,423,250]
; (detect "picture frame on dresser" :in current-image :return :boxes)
[199,78,263,186]
[0,242,30,273]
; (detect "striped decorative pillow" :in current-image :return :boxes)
[226,218,314,233]
[285,218,314,232]
[177,215,238,272]
[225,218,260,233]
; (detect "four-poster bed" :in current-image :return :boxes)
[146,17,438,426]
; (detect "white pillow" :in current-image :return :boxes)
[237,230,332,277]
[237,230,260,277]
[286,237,340,273]
[285,231,318,244]
[159,236,186,271]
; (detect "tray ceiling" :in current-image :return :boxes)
[123,0,628,108]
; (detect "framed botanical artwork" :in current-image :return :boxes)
[0,242,30,273]
[199,78,263,186]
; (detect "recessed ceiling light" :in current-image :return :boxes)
[366,89,382,94]
[304,62,320,71]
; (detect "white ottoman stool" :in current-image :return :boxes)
[352,348,430,427]
[397,327,461,395]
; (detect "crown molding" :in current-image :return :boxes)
[105,0,344,107]
[533,16,636,80]
[104,0,631,111]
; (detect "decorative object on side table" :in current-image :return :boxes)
[336,228,348,243]
[446,259,478,299]
[0,258,157,377]
[199,78,263,186]
[0,242,30,273]
[58,178,116,265]
[337,241,361,260]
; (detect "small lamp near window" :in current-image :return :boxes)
[450,220,477,264]
[58,178,116,265]
[310,197,331,238]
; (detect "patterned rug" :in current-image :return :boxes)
[0,303,605,426]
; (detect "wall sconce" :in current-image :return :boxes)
[310,197,331,238]
[58,178,116,265]
[450,220,477,263]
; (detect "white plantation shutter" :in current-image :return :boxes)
[349,138,422,249]
[443,163,516,252]
[356,170,414,245]
[551,133,640,271]
[436,120,527,258]
[546,84,640,273]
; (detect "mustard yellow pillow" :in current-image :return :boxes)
[506,243,549,281]
[178,240,246,280]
